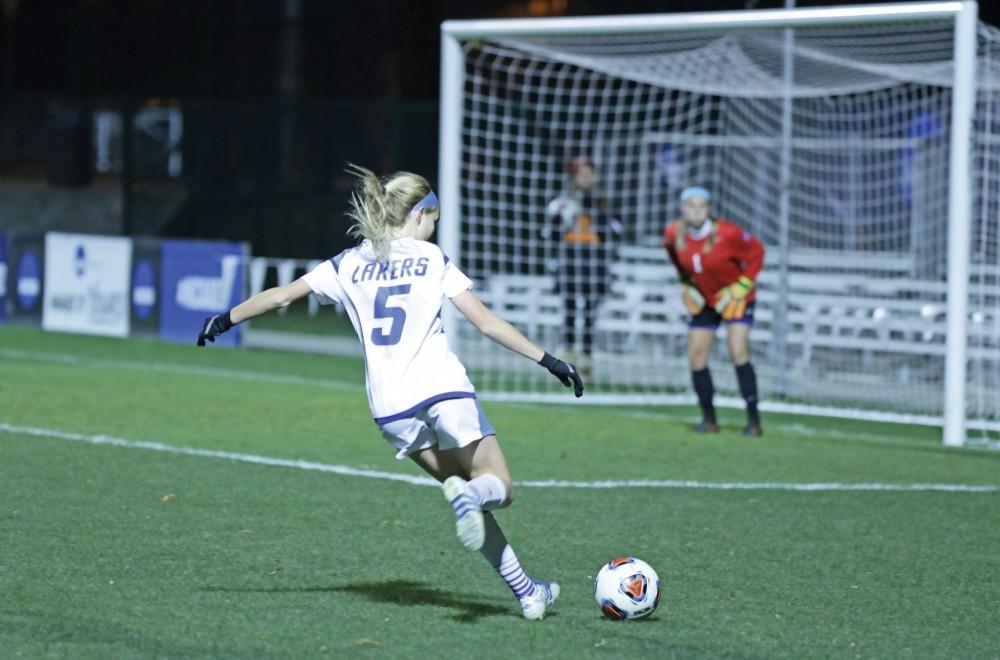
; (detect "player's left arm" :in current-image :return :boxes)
[197,278,313,346]
[450,289,583,397]
[451,290,544,361]
[714,226,765,314]
[739,228,765,282]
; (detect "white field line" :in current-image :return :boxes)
[2,347,917,445]
[0,348,359,391]
[508,403,931,447]
[2,422,997,493]
[0,421,435,487]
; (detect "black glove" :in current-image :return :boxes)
[539,352,584,398]
[197,311,234,346]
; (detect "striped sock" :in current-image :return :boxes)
[480,512,537,600]
[499,545,536,599]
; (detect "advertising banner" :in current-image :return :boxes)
[8,232,45,326]
[160,240,246,346]
[130,237,162,336]
[0,233,7,322]
[42,233,132,337]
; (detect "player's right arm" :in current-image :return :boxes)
[231,278,313,323]
[197,278,313,346]
[450,290,583,397]
[663,221,705,314]
[663,221,692,281]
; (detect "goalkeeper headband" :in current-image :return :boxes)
[680,186,712,203]
[410,190,439,215]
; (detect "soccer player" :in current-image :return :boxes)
[662,186,765,436]
[543,156,624,379]
[197,164,583,620]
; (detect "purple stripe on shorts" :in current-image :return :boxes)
[373,391,476,425]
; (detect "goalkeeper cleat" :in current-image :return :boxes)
[692,420,721,433]
[442,476,485,551]
[519,579,560,620]
[741,424,763,437]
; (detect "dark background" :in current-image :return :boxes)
[2,0,997,258]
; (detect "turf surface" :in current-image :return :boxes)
[1,326,998,658]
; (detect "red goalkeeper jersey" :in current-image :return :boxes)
[663,218,765,304]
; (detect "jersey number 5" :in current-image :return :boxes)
[371,284,411,346]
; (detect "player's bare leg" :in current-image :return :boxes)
[452,435,514,503]
[408,443,460,480]
[726,322,750,364]
[726,323,762,436]
[410,444,488,550]
[688,328,719,432]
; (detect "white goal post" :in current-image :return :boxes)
[438,2,1000,447]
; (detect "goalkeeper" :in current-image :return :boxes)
[662,186,765,436]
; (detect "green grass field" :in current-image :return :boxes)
[2,325,999,659]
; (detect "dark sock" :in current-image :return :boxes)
[563,297,576,351]
[735,362,760,426]
[691,368,716,424]
[582,297,597,356]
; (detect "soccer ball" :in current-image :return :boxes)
[594,557,663,620]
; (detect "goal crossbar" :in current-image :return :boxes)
[442,3,966,38]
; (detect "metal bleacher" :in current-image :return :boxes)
[476,244,999,374]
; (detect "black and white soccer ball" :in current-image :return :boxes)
[594,556,663,620]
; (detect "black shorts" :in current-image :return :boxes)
[687,300,756,330]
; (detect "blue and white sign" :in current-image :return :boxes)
[132,259,156,320]
[160,240,246,346]
[43,232,132,337]
[129,237,162,337]
[6,232,45,325]
[0,234,7,322]
[17,249,41,312]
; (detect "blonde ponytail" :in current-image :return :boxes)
[344,163,434,261]
[675,219,688,251]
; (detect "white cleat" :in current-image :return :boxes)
[441,476,485,551]
[519,579,560,620]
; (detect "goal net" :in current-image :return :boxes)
[438,3,1000,445]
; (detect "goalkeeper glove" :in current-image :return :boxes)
[714,276,754,320]
[681,284,706,315]
[197,311,234,346]
[539,352,584,397]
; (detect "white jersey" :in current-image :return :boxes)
[302,237,475,423]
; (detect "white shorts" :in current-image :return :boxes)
[377,397,496,460]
